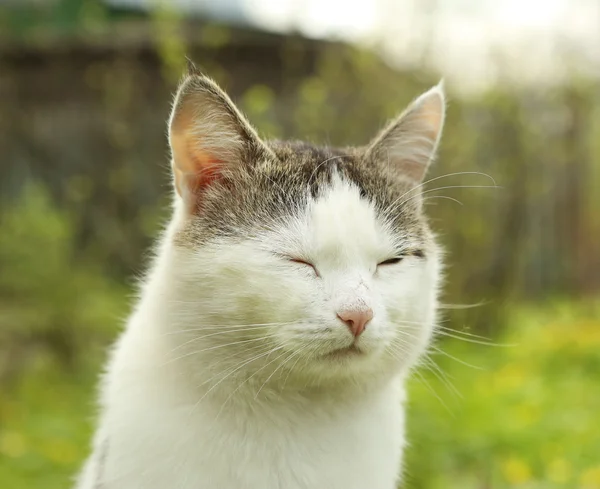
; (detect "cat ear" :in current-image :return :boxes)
[366,81,445,183]
[168,73,273,208]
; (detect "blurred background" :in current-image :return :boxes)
[0,0,599,488]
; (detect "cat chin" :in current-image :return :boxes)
[317,345,380,369]
[282,337,396,375]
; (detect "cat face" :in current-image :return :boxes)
[162,70,445,389]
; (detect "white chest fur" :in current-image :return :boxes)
[76,322,406,489]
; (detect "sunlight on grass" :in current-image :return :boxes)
[406,301,600,489]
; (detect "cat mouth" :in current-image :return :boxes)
[325,344,363,359]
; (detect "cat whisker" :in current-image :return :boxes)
[435,324,493,341]
[281,342,315,392]
[387,171,498,210]
[422,195,464,206]
[414,368,455,417]
[165,329,283,356]
[213,348,296,421]
[433,330,515,347]
[162,321,301,335]
[438,301,488,310]
[387,338,417,360]
[393,328,422,340]
[162,336,280,366]
[422,356,463,400]
[428,345,484,370]
[253,345,310,400]
[189,346,284,417]
[396,184,500,209]
[192,343,279,390]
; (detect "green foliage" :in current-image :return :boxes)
[0,367,95,489]
[0,184,127,376]
[1,0,109,38]
[406,301,600,488]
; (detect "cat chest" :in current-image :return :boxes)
[103,400,404,489]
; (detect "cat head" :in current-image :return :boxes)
[160,69,445,392]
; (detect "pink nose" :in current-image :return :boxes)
[337,308,374,337]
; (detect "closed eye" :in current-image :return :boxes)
[377,250,425,267]
[289,258,320,277]
[378,257,404,266]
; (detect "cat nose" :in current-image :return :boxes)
[337,308,373,337]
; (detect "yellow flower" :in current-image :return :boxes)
[581,466,600,489]
[41,439,79,466]
[547,458,571,484]
[516,403,541,425]
[502,456,532,485]
[0,431,27,458]
[540,442,562,463]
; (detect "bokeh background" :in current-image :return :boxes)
[1,1,599,488]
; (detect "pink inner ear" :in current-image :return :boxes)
[399,158,428,182]
[187,148,224,194]
[172,133,226,207]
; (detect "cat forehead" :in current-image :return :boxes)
[303,175,391,262]
[174,141,426,247]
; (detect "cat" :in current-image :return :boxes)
[74,65,445,489]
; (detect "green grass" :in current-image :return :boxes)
[1,302,599,489]
[406,301,600,488]
[0,365,96,489]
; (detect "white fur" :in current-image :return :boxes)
[75,176,441,489]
